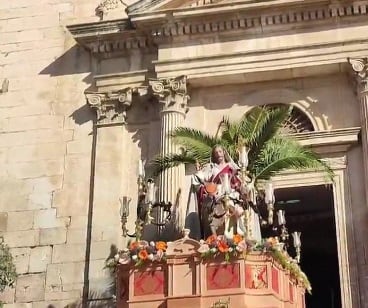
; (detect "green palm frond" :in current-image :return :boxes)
[252,136,334,182]
[247,105,292,168]
[171,127,223,162]
[150,152,197,176]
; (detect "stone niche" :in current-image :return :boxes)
[116,239,306,308]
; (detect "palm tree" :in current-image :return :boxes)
[151,105,334,184]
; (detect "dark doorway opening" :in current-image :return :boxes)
[274,184,341,308]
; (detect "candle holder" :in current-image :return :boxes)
[119,196,134,238]
[292,231,302,263]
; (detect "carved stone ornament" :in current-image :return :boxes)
[85,88,133,125]
[96,0,125,20]
[349,58,368,80]
[149,76,190,115]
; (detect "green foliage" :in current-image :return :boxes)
[151,105,334,183]
[0,237,17,292]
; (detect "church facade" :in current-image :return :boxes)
[1,0,368,307]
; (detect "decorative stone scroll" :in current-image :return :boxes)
[149,76,189,115]
[85,88,134,125]
[96,0,125,20]
[349,57,368,206]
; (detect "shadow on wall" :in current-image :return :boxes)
[39,44,91,79]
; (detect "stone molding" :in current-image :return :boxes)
[85,88,136,125]
[149,76,189,115]
[67,1,368,54]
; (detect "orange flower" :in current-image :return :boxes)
[155,241,167,251]
[138,249,148,260]
[233,234,243,245]
[129,241,138,250]
[218,241,229,253]
[206,235,217,245]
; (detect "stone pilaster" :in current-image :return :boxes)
[149,76,189,221]
[349,58,368,206]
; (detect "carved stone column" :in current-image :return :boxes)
[149,76,189,223]
[349,58,368,206]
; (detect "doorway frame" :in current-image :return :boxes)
[271,159,358,308]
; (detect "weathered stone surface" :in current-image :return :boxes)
[24,175,63,193]
[7,143,66,162]
[52,243,86,263]
[0,212,8,231]
[29,246,52,273]
[66,228,87,244]
[15,273,45,302]
[0,286,15,304]
[53,183,90,217]
[3,303,32,308]
[44,289,81,301]
[34,209,70,229]
[39,227,67,245]
[7,160,64,179]
[9,248,30,274]
[46,262,85,286]
[6,211,33,231]
[4,230,39,248]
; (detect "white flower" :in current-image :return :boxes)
[114,253,120,262]
[118,255,130,264]
[148,254,154,261]
[210,248,217,253]
[155,249,164,261]
[199,239,205,244]
[228,247,233,253]
[236,246,242,252]
[150,241,155,247]
[132,255,138,261]
[198,244,210,254]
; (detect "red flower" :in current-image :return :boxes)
[218,241,229,253]
[138,249,148,260]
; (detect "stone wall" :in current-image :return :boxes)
[0,0,105,307]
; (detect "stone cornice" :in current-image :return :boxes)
[293,127,361,154]
[67,0,368,54]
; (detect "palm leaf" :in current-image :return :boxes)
[252,136,334,182]
[150,152,197,176]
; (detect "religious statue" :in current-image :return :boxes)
[185,145,262,241]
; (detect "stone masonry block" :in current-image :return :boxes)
[0,130,73,148]
[7,160,64,179]
[52,243,86,263]
[44,290,80,301]
[34,209,70,229]
[15,273,45,302]
[9,248,30,274]
[4,230,39,248]
[24,175,63,193]
[66,139,92,155]
[53,183,89,217]
[66,228,87,244]
[0,286,15,304]
[5,115,63,132]
[39,228,67,245]
[46,262,85,286]
[28,193,52,209]
[7,211,33,231]
[29,246,52,273]
[0,212,8,231]
[3,304,32,308]
[7,143,66,162]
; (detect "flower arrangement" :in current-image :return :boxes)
[198,234,248,262]
[106,240,167,268]
[106,236,311,294]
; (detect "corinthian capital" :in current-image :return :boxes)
[349,58,368,80]
[149,76,190,115]
[85,88,133,125]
